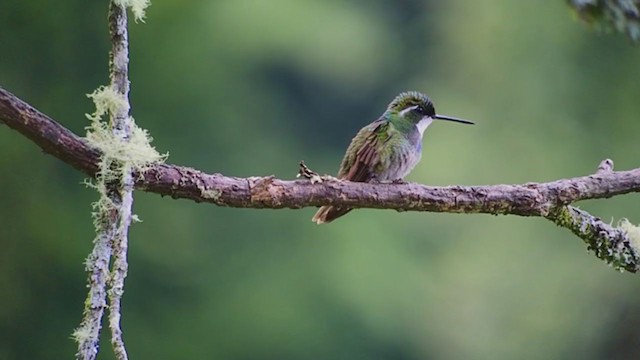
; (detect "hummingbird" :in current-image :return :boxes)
[312,91,474,224]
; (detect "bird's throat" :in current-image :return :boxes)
[416,117,433,136]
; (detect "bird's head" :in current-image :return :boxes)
[386,91,474,135]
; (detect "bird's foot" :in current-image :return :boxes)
[391,178,408,184]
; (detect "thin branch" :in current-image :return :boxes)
[72,2,135,359]
[106,2,133,360]
[1,86,640,272]
[73,231,112,360]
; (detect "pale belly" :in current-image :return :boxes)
[375,144,422,181]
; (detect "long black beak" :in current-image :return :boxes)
[435,114,475,125]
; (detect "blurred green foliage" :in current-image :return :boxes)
[568,0,640,42]
[2,1,640,359]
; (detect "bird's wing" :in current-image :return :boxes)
[338,119,391,182]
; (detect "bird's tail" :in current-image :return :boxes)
[312,206,352,224]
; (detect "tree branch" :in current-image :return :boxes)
[0,86,100,175]
[1,86,640,271]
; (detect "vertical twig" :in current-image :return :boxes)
[75,230,112,360]
[106,2,133,360]
[75,2,134,360]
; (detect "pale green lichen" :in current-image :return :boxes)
[114,0,150,22]
[86,116,166,178]
[618,218,640,254]
[86,85,127,123]
[548,207,639,272]
[200,188,221,200]
[77,84,164,350]
[84,85,167,226]
[71,324,94,344]
[85,85,167,180]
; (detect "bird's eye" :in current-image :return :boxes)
[415,106,425,114]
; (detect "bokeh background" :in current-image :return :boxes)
[2,1,640,359]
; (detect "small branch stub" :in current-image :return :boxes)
[597,158,614,174]
[297,160,323,184]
